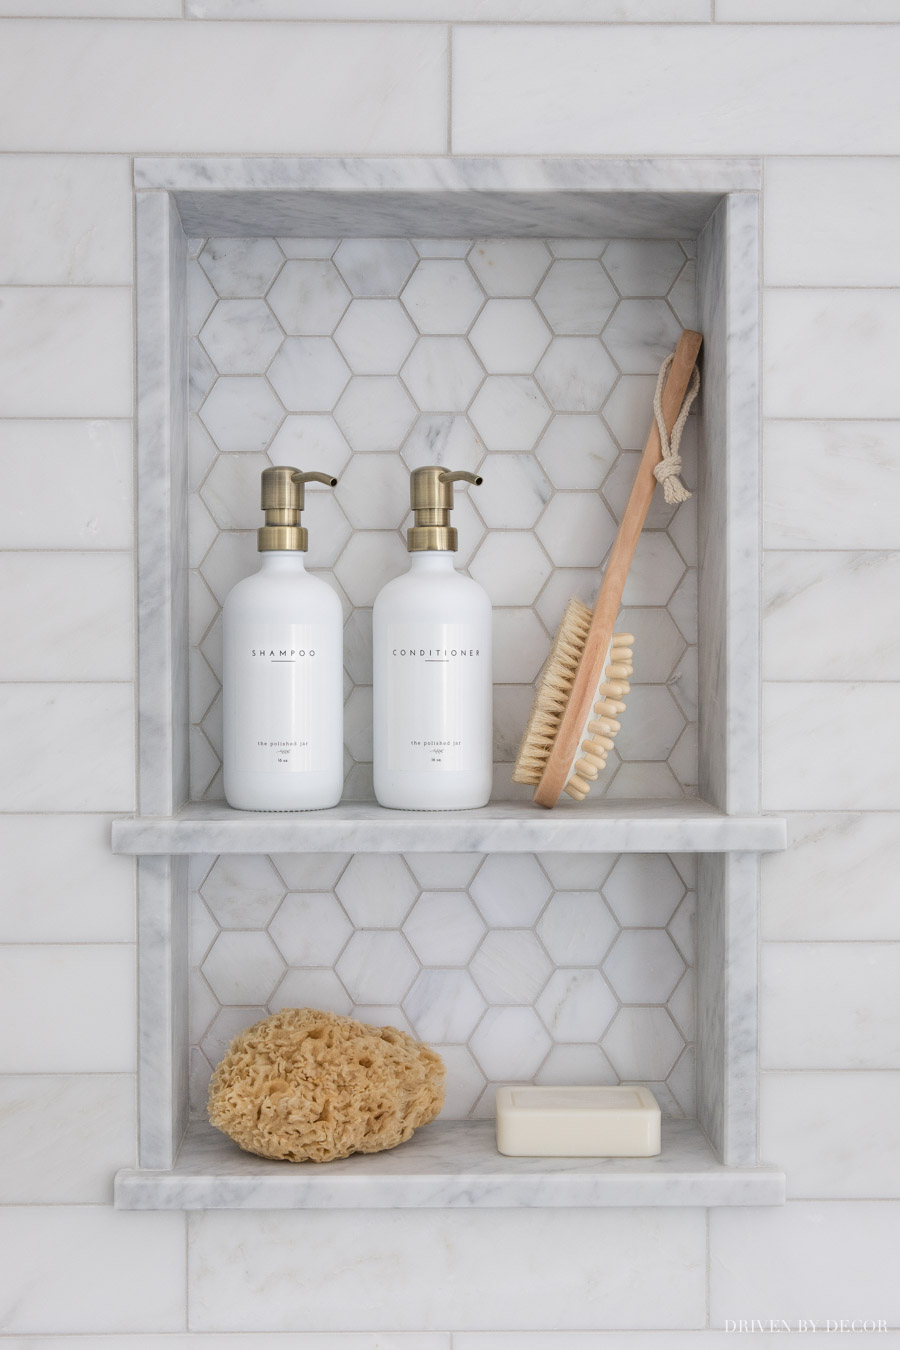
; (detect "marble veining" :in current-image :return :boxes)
[134,157,762,241]
[136,854,191,1170]
[696,193,761,815]
[112,799,787,855]
[115,1117,784,1210]
[135,191,190,816]
[697,852,759,1168]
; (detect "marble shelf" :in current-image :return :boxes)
[115,1117,785,1210]
[112,798,787,856]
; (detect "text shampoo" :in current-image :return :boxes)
[223,466,343,811]
[373,466,492,810]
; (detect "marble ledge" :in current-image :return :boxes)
[133,156,762,240]
[116,1118,784,1210]
[111,799,787,856]
[135,156,762,193]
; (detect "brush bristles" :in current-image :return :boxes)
[514,602,635,802]
[512,597,592,785]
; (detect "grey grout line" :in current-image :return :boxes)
[12,12,900,21]
[764,282,900,291]
[0,940,135,947]
[0,147,888,157]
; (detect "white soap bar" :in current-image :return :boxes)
[495,1085,661,1157]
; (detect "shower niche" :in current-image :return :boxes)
[113,156,785,1209]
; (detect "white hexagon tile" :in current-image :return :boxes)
[187,235,699,803]
[189,851,697,1123]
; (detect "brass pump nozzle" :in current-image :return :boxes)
[291,470,339,491]
[408,465,484,552]
[438,470,484,487]
[258,465,338,552]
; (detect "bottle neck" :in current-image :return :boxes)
[408,550,457,574]
[257,550,308,573]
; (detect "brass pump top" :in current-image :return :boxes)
[407,465,483,553]
[258,465,338,552]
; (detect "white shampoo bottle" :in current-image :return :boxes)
[373,466,492,810]
[223,466,343,811]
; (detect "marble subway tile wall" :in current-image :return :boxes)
[189,850,697,1119]
[187,235,699,804]
[0,150,154,1332]
[756,152,900,1228]
[2,4,900,1342]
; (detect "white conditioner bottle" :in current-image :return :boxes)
[223,465,343,811]
[373,465,492,810]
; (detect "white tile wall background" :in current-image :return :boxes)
[2,5,900,1343]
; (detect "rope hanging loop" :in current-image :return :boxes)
[651,351,700,505]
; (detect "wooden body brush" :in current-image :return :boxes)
[513,329,703,808]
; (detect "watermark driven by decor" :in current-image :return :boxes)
[725,1321,889,1334]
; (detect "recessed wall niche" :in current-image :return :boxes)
[186,231,700,805]
[114,157,785,1210]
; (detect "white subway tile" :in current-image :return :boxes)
[0,1074,135,1203]
[453,26,900,154]
[1,1337,450,1350]
[764,291,900,420]
[763,683,900,810]
[0,154,132,284]
[764,421,900,551]
[766,158,900,287]
[710,1201,900,1328]
[0,419,133,550]
[719,0,900,18]
[761,943,900,1069]
[0,814,134,942]
[0,945,135,1072]
[0,0,179,11]
[0,22,447,154]
[761,1071,900,1198]
[460,1339,900,1350]
[0,683,135,810]
[0,1206,184,1333]
[0,288,132,417]
[762,813,900,941]
[0,552,133,680]
[763,551,900,680]
[192,0,708,16]
[188,1208,706,1330]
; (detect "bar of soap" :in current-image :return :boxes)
[495,1085,661,1157]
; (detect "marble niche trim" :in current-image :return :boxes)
[112,800,788,856]
[116,1118,785,1211]
[126,157,774,1195]
[134,156,763,240]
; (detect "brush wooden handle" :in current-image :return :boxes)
[533,329,703,809]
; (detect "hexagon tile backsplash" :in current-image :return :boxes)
[191,851,697,1120]
[188,235,699,803]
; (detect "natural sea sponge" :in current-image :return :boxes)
[208,1007,445,1163]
